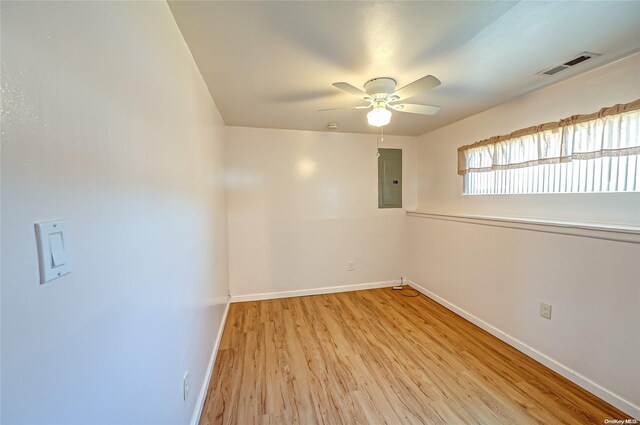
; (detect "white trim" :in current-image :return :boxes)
[190,299,231,425]
[407,280,640,420]
[406,211,640,244]
[230,280,399,303]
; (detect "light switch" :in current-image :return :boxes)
[49,232,67,267]
[35,220,72,284]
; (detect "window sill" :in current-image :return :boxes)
[406,211,640,244]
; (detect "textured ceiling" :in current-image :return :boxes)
[169,1,640,136]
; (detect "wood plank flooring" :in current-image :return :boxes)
[200,288,631,424]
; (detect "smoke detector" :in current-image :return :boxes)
[537,52,601,76]
[327,122,339,130]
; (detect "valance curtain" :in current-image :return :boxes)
[457,99,640,175]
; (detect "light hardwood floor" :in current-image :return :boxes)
[200,287,630,424]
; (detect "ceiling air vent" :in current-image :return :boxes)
[542,65,568,76]
[538,52,601,76]
[563,55,593,66]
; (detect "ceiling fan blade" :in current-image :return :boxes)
[332,82,369,98]
[390,103,441,115]
[317,105,370,112]
[392,75,441,101]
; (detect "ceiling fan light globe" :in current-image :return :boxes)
[367,107,392,127]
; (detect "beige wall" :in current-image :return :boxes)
[225,126,417,297]
[1,2,229,424]
[410,53,640,416]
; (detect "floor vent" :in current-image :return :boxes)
[538,52,601,76]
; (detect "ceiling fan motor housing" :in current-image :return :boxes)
[364,77,397,99]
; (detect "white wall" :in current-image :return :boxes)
[408,218,640,415]
[225,126,417,297]
[410,53,640,416]
[1,2,228,424]
[418,52,640,225]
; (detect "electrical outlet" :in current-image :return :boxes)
[183,371,190,401]
[347,261,354,271]
[540,302,552,320]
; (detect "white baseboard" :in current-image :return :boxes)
[230,280,399,303]
[407,280,640,420]
[190,299,231,425]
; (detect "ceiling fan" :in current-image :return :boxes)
[318,75,441,127]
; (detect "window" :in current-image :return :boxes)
[458,100,640,195]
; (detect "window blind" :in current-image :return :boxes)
[458,100,640,195]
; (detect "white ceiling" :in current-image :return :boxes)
[169,1,640,137]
